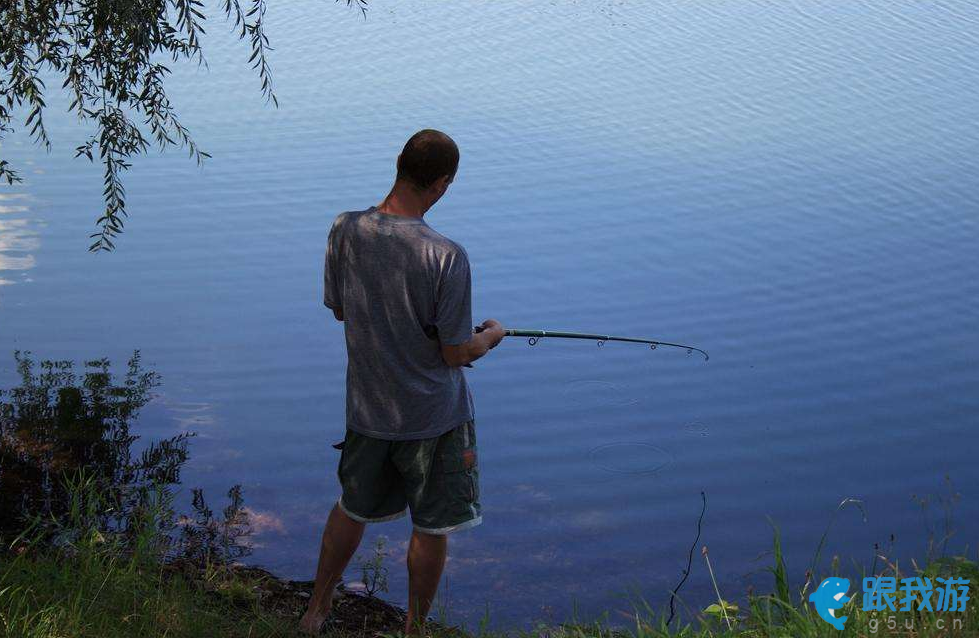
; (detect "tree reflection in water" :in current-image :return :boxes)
[0,351,249,564]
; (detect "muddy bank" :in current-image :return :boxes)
[208,565,462,636]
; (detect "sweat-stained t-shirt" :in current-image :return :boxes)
[323,206,475,440]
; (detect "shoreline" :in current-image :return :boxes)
[217,564,418,635]
[5,539,978,638]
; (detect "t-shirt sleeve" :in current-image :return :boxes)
[435,247,473,346]
[323,219,343,312]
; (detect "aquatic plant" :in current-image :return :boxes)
[356,536,390,598]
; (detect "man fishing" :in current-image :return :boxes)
[300,129,506,635]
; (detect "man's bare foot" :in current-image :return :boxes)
[298,607,329,635]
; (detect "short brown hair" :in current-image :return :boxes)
[396,129,459,189]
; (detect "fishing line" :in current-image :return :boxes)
[667,491,708,627]
[475,327,709,361]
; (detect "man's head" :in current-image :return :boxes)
[396,129,459,207]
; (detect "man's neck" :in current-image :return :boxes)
[377,183,427,219]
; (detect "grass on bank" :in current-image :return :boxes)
[1,542,304,637]
[2,514,978,638]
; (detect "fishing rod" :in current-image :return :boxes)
[474,326,709,361]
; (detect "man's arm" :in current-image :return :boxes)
[434,246,503,366]
[324,217,344,319]
[441,319,505,367]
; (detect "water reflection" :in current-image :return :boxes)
[151,396,218,433]
[0,193,29,215]
[0,351,183,537]
[0,351,268,570]
[0,194,37,288]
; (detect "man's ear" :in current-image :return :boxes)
[424,174,454,208]
[434,174,452,194]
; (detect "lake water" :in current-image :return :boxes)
[2,0,978,628]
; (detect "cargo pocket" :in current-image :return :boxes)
[467,462,479,505]
[440,450,476,504]
[460,421,479,504]
[335,431,351,483]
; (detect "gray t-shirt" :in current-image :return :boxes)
[324,206,475,440]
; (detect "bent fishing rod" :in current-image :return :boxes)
[474,326,709,361]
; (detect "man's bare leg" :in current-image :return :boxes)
[299,504,365,634]
[404,530,448,635]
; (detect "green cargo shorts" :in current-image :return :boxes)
[335,420,481,535]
